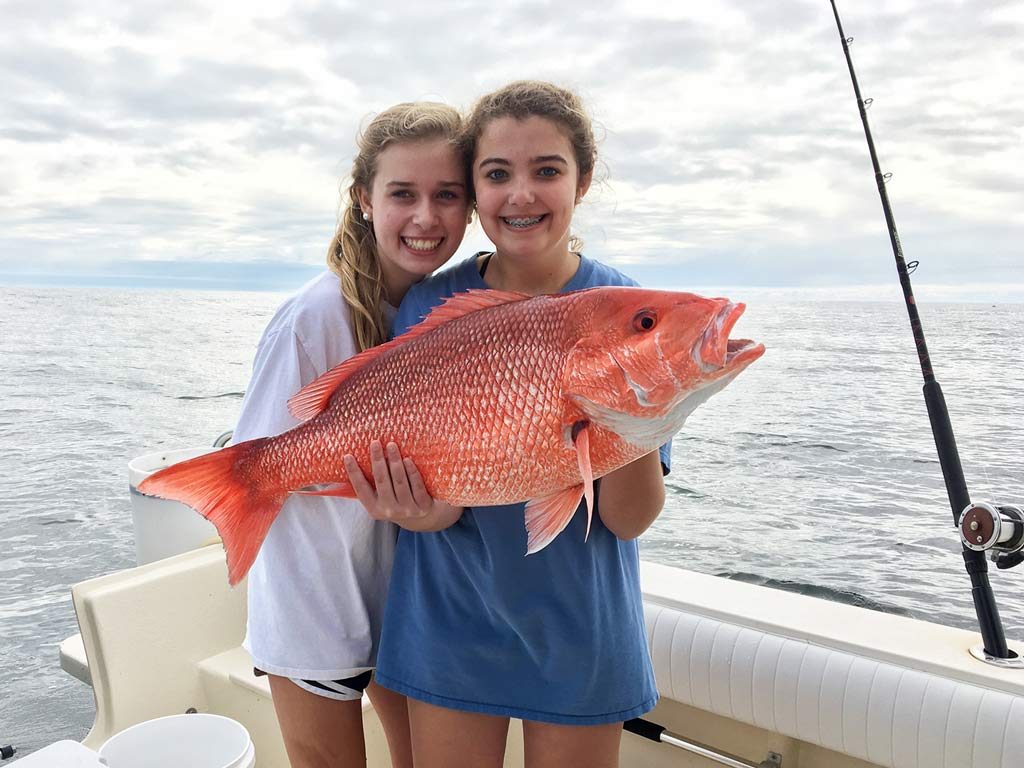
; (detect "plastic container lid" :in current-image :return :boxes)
[99,713,254,768]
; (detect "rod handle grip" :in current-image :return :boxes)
[623,718,667,742]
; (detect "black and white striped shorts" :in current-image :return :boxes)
[254,667,373,702]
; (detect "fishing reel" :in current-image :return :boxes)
[959,502,1024,570]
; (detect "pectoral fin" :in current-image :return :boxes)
[524,485,584,554]
[572,421,595,542]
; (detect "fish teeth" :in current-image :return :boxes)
[503,215,544,228]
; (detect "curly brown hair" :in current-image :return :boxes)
[460,80,596,177]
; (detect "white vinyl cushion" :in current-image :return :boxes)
[644,601,1024,768]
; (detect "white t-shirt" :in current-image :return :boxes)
[235,270,397,679]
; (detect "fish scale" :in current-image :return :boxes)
[312,298,581,504]
[140,286,764,584]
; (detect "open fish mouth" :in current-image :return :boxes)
[692,302,765,373]
[726,338,762,363]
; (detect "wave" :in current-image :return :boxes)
[716,571,917,618]
[175,392,245,401]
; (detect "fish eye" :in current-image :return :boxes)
[633,310,657,332]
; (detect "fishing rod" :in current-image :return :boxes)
[829,1,1023,664]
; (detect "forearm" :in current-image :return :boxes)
[596,450,666,540]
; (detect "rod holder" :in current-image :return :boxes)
[624,718,782,768]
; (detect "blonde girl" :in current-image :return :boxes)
[232,102,469,767]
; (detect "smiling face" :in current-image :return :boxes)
[357,137,469,302]
[473,115,592,268]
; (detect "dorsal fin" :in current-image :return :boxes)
[287,342,393,421]
[287,288,530,421]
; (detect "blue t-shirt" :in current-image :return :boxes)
[374,253,671,725]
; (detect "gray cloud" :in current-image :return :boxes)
[0,0,1020,298]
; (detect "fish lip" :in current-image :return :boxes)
[726,338,765,366]
[692,302,764,372]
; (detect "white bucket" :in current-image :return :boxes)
[129,448,221,566]
[99,713,255,768]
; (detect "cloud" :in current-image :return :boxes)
[0,0,1021,299]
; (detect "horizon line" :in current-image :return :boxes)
[2,272,1022,304]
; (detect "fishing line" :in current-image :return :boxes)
[829,0,1017,660]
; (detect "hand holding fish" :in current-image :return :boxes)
[138,287,765,585]
[343,440,464,531]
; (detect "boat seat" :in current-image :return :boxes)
[644,599,1024,768]
[60,632,90,685]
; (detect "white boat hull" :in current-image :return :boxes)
[59,545,1024,767]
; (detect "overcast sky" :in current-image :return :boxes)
[2,0,1021,300]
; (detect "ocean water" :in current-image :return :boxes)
[1,285,1022,755]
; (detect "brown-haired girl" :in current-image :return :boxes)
[232,102,469,767]
[348,82,670,768]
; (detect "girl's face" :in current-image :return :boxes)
[358,137,469,301]
[473,116,592,265]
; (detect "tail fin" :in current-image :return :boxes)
[137,439,287,586]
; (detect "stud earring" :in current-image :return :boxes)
[362,212,371,222]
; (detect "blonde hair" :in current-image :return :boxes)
[460,80,597,252]
[327,102,462,352]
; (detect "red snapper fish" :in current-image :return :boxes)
[140,287,765,584]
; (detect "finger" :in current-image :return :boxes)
[386,443,416,508]
[342,454,373,494]
[403,457,434,511]
[343,454,381,514]
[368,440,397,504]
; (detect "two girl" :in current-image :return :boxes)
[239,81,666,768]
